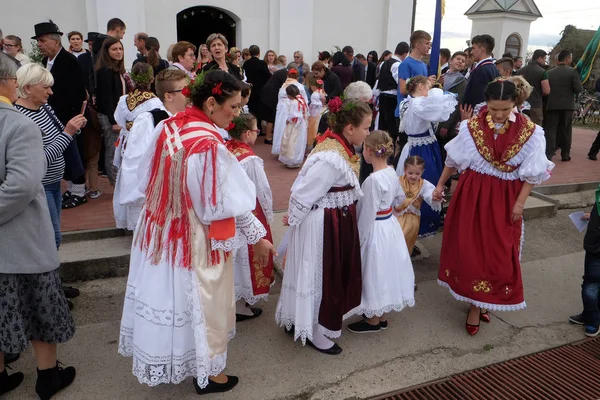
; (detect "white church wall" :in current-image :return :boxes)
[470,14,536,58]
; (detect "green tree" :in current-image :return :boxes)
[28,40,44,64]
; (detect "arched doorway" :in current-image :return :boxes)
[176,6,237,51]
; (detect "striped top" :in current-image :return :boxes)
[15,104,73,185]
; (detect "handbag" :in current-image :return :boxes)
[41,104,85,181]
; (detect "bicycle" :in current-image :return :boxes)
[574,92,600,125]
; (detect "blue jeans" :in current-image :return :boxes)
[582,252,600,327]
[44,181,62,249]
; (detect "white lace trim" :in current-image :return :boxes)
[234,285,269,305]
[211,212,267,252]
[345,300,416,319]
[520,219,525,261]
[437,280,527,312]
[406,133,438,147]
[315,189,362,210]
[299,150,361,199]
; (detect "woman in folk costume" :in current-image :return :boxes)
[395,156,442,255]
[433,80,554,336]
[346,131,415,334]
[395,76,456,237]
[118,70,276,394]
[225,113,275,321]
[275,99,372,355]
[113,63,165,230]
[279,84,309,168]
[271,68,308,156]
[307,77,326,151]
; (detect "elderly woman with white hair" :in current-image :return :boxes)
[14,63,86,251]
[0,52,77,399]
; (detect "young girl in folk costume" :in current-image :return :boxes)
[346,131,415,334]
[279,85,309,168]
[275,99,372,355]
[395,75,456,237]
[307,77,326,151]
[434,80,554,336]
[395,156,442,255]
[225,113,275,321]
[119,71,276,395]
[113,63,165,231]
[272,68,308,156]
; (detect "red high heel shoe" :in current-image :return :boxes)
[466,311,480,336]
[480,311,491,323]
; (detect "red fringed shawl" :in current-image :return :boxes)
[137,106,233,269]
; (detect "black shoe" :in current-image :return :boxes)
[67,300,74,311]
[411,246,422,257]
[589,154,598,161]
[35,362,76,400]
[4,353,20,365]
[62,286,80,299]
[306,340,343,355]
[561,156,571,162]
[264,139,273,145]
[0,367,24,395]
[347,319,381,334]
[62,195,87,209]
[236,307,262,322]
[193,375,239,394]
[380,320,388,330]
[61,191,72,202]
[569,313,585,325]
[284,325,295,335]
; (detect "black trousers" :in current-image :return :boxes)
[378,94,398,140]
[590,131,600,157]
[544,109,574,160]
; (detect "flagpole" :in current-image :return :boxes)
[429,0,443,77]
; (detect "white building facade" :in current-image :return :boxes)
[4,0,415,66]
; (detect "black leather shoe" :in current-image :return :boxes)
[306,340,343,355]
[0,367,24,395]
[284,325,295,335]
[589,154,598,161]
[561,156,571,162]
[62,286,80,299]
[264,139,273,145]
[35,362,76,400]
[236,307,262,322]
[193,375,239,394]
[4,353,20,364]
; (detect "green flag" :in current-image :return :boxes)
[576,25,600,84]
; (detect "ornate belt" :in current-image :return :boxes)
[376,207,393,220]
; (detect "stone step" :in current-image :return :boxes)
[59,236,132,282]
[61,227,129,243]
[443,192,557,220]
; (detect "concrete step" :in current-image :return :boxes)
[61,227,129,244]
[59,236,132,282]
[443,192,557,220]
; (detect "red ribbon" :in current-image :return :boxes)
[212,82,223,96]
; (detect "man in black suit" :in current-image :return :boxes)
[343,45,366,83]
[356,54,377,88]
[260,68,289,144]
[243,45,272,134]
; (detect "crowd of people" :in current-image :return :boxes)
[0,15,598,399]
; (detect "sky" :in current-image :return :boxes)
[413,0,600,53]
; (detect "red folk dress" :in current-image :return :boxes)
[438,108,554,311]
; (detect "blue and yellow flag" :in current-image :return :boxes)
[428,0,445,77]
[576,25,600,84]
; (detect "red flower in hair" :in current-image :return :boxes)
[181,86,191,97]
[289,68,298,75]
[316,79,324,85]
[328,97,343,113]
[225,122,236,131]
[212,82,223,96]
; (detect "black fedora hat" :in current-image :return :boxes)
[32,21,63,40]
[86,32,100,42]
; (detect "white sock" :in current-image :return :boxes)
[310,324,334,350]
[66,181,73,193]
[70,183,86,197]
[235,300,254,316]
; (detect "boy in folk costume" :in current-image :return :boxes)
[119,70,275,395]
[272,68,308,156]
[113,63,166,230]
[276,99,371,355]
[279,84,309,168]
[346,131,415,334]
[225,113,275,321]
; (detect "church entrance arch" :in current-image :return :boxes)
[176,6,238,51]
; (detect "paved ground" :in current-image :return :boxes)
[60,127,600,232]
[7,208,593,400]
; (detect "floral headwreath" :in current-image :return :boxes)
[316,79,324,86]
[327,96,359,114]
[130,67,154,88]
[181,67,225,98]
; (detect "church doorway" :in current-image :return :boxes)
[176,6,237,50]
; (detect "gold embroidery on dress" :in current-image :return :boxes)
[504,286,512,295]
[473,280,492,293]
[445,269,450,277]
[231,147,251,158]
[126,89,156,111]
[310,138,360,177]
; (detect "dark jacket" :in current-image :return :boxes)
[202,61,243,80]
[261,68,289,111]
[332,65,353,90]
[43,48,87,125]
[515,60,548,108]
[351,58,366,83]
[366,61,377,88]
[546,65,583,111]
[322,69,343,101]
[462,60,499,109]
[243,57,272,108]
[439,74,468,136]
[76,51,95,97]
[584,203,600,254]
[95,66,126,124]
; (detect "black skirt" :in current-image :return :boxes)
[0,269,75,353]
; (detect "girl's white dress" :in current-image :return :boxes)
[113,93,165,230]
[279,96,308,166]
[347,167,415,318]
[272,80,308,155]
